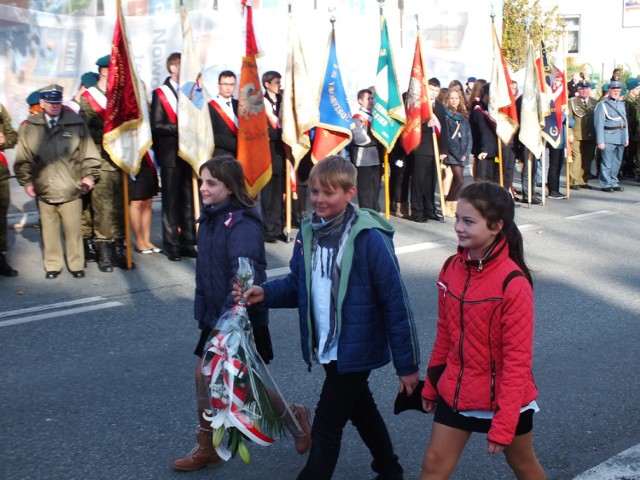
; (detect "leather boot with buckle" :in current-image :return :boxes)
[172,416,223,471]
[83,237,97,263]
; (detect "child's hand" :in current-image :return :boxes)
[398,371,420,396]
[233,284,265,306]
[422,399,436,413]
[487,441,505,454]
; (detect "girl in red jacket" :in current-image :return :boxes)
[420,182,546,479]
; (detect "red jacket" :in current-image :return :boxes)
[422,237,538,446]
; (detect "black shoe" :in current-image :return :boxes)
[569,185,580,190]
[411,215,427,223]
[180,246,198,258]
[613,186,625,192]
[0,253,18,277]
[264,236,278,243]
[167,252,181,261]
[601,187,613,192]
[71,270,85,279]
[548,192,566,199]
[426,211,445,223]
[580,184,593,190]
[519,196,541,205]
[45,270,61,279]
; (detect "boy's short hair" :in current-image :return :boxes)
[262,70,281,86]
[309,155,357,191]
[166,52,181,72]
[357,88,373,100]
[218,70,236,82]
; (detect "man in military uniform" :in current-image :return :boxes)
[622,77,640,180]
[0,101,19,277]
[14,85,101,279]
[568,81,597,190]
[594,80,629,192]
[80,54,130,271]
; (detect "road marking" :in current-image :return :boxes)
[266,241,446,278]
[518,224,542,232]
[0,302,124,328]
[567,210,614,220]
[572,443,640,479]
[0,296,107,319]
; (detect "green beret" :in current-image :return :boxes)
[96,55,111,68]
[26,91,41,106]
[81,72,100,88]
[626,77,640,90]
[602,83,610,93]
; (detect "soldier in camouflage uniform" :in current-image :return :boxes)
[0,102,19,277]
[623,78,640,180]
[79,55,131,272]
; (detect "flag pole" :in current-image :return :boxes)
[562,24,572,200]
[419,14,446,221]
[284,0,293,238]
[122,170,133,269]
[490,11,504,188]
[381,2,390,220]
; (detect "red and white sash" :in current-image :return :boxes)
[263,97,281,129]
[209,98,238,134]
[81,87,107,120]
[155,85,177,124]
[0,152,7,168]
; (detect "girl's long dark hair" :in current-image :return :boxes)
[459,181,533,286]
[199,156,254,208]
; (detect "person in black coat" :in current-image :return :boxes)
[469,83,499,183]
[208,70,239,158]
[408,77,449,223]
[150,52,197,261]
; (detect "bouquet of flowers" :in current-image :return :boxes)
[199,257,298,463]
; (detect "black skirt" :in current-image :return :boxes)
[193,324,274,365]
[128,160,159,201]
[434,397,534,436]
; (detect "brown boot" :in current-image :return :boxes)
[172,425,223,471]
[400,202,411,218]
[289,403,312,454]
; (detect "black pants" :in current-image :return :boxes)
[356,165,381,211]
[410,153,436,217]
[261,173,284,239]
[297,362,402,480]
[547,147,564,193]
[160,160,196,254]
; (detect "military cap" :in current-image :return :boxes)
[81,71,100,88]
[40,84,64,103]
[609,80,623,89]
[96,55,111,68]
[466,76,476,84]
[576,81,591,89]
[626,77,640,90]
[26,90,41,106]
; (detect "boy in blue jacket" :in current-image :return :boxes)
[240,155,420,480]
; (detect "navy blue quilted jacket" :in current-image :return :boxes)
[194,201,268,330]
[262,208,420,375]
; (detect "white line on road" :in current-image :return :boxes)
[0,296,108,319]
[266,241,446,278]
[572,443,640,479]
[567,210,614,220]
[0,302,124,328]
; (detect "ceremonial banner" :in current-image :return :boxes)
[371,18,406,153]
[538,41,562,148]
[519,40,545,160]
[281,17,319,169]
[310,28,353,163]
[489,22,518,144]
[401,34,429,155]
[551,34,567,123]
[103,0,153,175]
[178,6,215,174]
[237,0,271,197]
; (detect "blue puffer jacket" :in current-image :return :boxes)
[194,200,268,330]
[262,207,420,375]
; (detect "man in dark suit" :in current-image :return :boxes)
[409,77,449,223]
[208,70,238,158]
[151,52,197,262]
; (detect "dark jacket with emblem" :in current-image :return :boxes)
[208,98,239,157]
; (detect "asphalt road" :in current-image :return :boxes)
[2,176,640,480]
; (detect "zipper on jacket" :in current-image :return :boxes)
[453,264,472,411]
[490,360,496,403]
